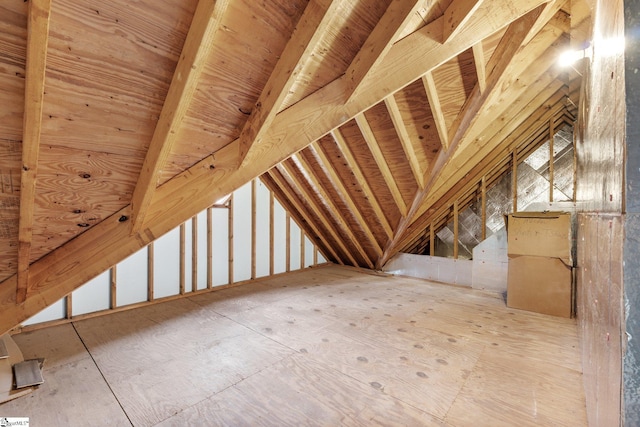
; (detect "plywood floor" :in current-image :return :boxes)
[0,265,587,426]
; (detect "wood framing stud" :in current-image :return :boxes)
[453,200,459,259]
[481,176,487,240]
[17,0,52,303]
[549,115,555,203]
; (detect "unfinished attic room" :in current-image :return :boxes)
[1,0,638,424]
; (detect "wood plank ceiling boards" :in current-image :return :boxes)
[0,0,587,333]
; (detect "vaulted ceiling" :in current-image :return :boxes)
[0,0,590,333]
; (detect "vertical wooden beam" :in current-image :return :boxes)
[269,190,275,276]
[65,294,72,320]
[512,149,518,212]
[207,207,212,289]
[251,179,257,279]
[572,128,578,202]
[17,0,52,303]
[453,200,459,260]
[148,243,155,301]
[429,221,435,256]
[192,216,198,292]
[481,176,487,241]
[110,266,117,309]
[286,212,291,272]
[130,0,230,232]
[300,231,305,269]
[549,116,555,203]
[314,246,318,265]
[228,194,234,284]
[179,224,186,295]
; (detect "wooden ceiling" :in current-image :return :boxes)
[0,0,589,333]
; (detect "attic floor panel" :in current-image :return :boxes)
[0,265,586,426]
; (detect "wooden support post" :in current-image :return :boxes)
[481,176,487,241]
[430,222,435,256]
[572,127,578,202]
[65,294,72,320]
[179,224,186,294]
[192,216,198,292]
[251,179,257,280]
[300,232,305,269]
[228,195,234,285]
[269,190,275,276]
[453,201,459,260]
[512,150,518,212]
[148,243,154,301]
[110,266,117,309]
[549,116,555,202]
[314,246,318,265]
[207,207,212,290]
[286,212,291,272]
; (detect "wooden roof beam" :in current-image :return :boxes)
[237,0,340,166]
[421,71,449,150]
[0,0,553,334]
[344,0,423,102]
[384,95,426,189]
[443,0,486,43]
[471,42,487,93]
[378,11,566,266]
[279,161,361,266]
[309,142,384,257]
[264,169,344,266]
[331,129,394,239]
[130,0,230,234]
[17,0,52,304]
[291,153,375,269]
[355,113,408,217]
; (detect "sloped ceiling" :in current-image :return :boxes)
[0,0,589,333]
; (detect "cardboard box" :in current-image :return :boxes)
[506,212,572,264]
[506,212,574,318]
[506,256,572,317]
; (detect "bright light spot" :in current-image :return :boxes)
[597,36,625,57]
[558,49,586,67]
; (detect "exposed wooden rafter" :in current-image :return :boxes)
[421,72,449,150]
[130,0,230,234]
[237,0,340,166]
[17,0,52,303]
[442,0,485,43]
[344,0,423,102]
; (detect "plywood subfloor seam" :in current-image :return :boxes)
[441,345,486,426]
[70,322,134,427]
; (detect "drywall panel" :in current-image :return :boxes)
[116,247,148,306]
[383,253,472,287]
[211,208,229,286]
[289,220,301,271]
[22,299,66,326]
[72,270,111,316]
[304,236,314,268]
[255,180,271,278]
[272,201,287,274]
[154,227,181,299]
[472,228,508,292]
[196,211,208,290]
[233,182,252,282]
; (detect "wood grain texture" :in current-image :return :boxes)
[5,265,587,426]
